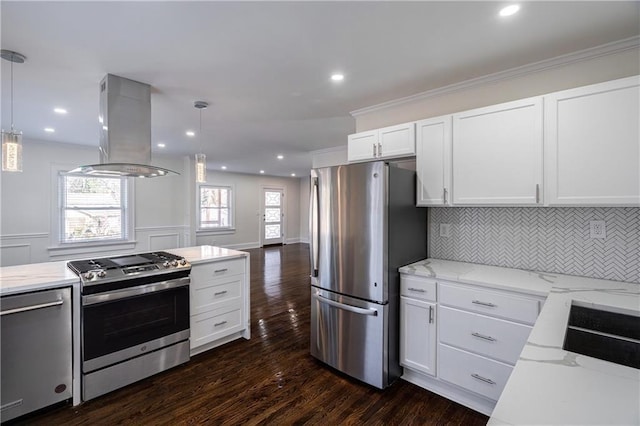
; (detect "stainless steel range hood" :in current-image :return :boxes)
[71,74,177,178]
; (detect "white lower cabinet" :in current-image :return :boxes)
[189,256,250,356]
[400,296,436,376]
[400,273,543,416]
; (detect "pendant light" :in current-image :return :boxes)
[194,101,208,183]
[1,50,26,172]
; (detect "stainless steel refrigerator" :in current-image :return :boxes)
[309,161,427,389]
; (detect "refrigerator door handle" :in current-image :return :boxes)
[309,177,319,277]
[313,293,378,316]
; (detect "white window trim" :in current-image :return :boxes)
[196,183,236,234]
[48,164,135,254]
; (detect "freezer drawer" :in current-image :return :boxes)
[1,288,72,421]
[310,287,389,389]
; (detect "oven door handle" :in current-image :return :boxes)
[82,277,190,306]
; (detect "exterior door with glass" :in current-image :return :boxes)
[262,188,284,246]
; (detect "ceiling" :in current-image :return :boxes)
[1,1,639,178]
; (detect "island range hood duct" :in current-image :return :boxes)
[70,74,178,178]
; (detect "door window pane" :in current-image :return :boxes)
[265,208,281,223]
[265,191,281,206]
[265,224,281,239]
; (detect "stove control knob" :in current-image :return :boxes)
[170,260,179,267]
[97,270,107,278]
[179,258,187,266]
[84,272,95,280]
[163,261,171,268]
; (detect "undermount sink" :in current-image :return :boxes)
[563,304,640,369]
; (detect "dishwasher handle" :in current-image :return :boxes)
[0,299,64,316]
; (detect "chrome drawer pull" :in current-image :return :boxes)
[471,332,496,342]
[408,287,426,293]
[428,305,434,324]
[471,373,496,385]
[214,290,228,296]
[214,321,228,327]
[214,268,228,273]
[472,300,496,308]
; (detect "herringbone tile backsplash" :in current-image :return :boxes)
[429,208,640,284]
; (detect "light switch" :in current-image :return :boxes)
[440,223,451,238]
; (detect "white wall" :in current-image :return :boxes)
[1,139,305,266]
[194,170,303,250]
[353,42,640,131]
[0,138,190,265]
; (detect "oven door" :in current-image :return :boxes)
[82,277,190,373]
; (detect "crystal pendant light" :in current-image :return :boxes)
[1,50,26,172]
[194,101,208,183]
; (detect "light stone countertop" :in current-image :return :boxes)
[166,245,248,265]
[400,258,640,425]
[0,245,249,296]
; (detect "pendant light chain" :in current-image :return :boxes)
[10,58,14,130]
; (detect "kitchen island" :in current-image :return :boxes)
[400,259,640,425]
[0,245,249,414]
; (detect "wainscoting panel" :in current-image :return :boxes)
[429,207,640,284]
[149,233,180,251]
[0,244,31,266]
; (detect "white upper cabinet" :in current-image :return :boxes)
[347,130,379,163]
[544,76,640,206]
[347,122,415,162]
[416,116,452,206]
[452,97,543,205]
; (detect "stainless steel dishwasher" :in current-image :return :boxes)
[1,287,72,422]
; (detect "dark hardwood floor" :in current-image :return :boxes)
[23,244,488,425]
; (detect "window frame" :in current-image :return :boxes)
[197,183,235,234]
[49,167,135,254]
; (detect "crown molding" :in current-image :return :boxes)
[350,36,640,117]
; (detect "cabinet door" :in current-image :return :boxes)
[400,296,436,376]
[378,122,416,159]
[452,97,543,205]
[416,116,451,206]
[545,76,640,206]
[347,130,378,162]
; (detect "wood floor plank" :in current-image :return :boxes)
[18,244,488,425]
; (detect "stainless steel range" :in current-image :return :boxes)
[67,251,191,401]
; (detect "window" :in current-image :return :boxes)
[59,174,129,244]
[199,185,233,230]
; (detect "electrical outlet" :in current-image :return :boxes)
[440,223,451,238]
[589,220,606,239]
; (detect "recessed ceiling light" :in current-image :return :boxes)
[54,107,67,114]
[44,127,55,133]
[259,170,265,174]
[499,4,520,17]
[186,130,195,137]
[277,154,284,160]
[221,166,227,170]
[291,173,296,177]
[331,73,344,82]
[157,143,166,148]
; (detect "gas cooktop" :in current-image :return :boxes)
[67,251,190,288]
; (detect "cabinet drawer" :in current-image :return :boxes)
[191,309,242,349]
[439,344,512,401]
[401,275,437,302]
[439,283,540,324]
[191,276,242,315]
[439,306,532,365]
[191,258,244,285]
